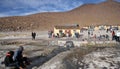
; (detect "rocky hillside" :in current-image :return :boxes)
[0,0,120,31]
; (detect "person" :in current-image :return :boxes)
[88,31,90,35]
[75,32,79,38]
[106,34,109,40]
[106,29,109,33]
[31,32,36,40]
[112,30,115,40]
[57,33,59,38]
[32,32,34,40]
[48,31,52,38]
[33,32,36,40]
[4,51,19,69]
[13,46,30,69]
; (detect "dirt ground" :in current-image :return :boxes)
[0,32,71,69]
[0,31,120,69]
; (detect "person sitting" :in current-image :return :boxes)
[4,51,19,69]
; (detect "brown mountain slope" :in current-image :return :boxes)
[0,0,120,31]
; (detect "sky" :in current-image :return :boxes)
[0,0,120,17]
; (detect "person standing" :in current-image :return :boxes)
[32,32,34,40]
[112,30,115,40]
[33,32,36,40]
[31,32,36,40]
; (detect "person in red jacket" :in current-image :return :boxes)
[112,30,115,40]
[4,51,19,69]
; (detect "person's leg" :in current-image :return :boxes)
[22,57,30,65]
[32,36,33,40]
[33,36,35,40]
[18,57,30,68]
[19,62,25,69]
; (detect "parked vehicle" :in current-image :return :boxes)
[115,31,120,42]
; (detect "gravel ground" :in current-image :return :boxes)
[0,31,120,69]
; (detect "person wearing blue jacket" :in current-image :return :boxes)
[13,46,24,69]
[13,46,30,69]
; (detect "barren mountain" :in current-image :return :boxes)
[0,0,120,31]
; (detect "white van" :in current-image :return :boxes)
[116,31,120,37]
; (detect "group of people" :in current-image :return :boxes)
[32,32,36,40]
[3,46,30,69]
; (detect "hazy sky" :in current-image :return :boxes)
[0,0,120,17]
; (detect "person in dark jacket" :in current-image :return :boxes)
[4,51,19,69]
[13,46,30,69]
[31,32,36,40]
[32,32,34,40]
[33,32,36,40]
[4,51,14,66]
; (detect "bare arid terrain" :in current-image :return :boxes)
[0,0,120,31]
[0,0,120,69]
[0,31,120,69]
